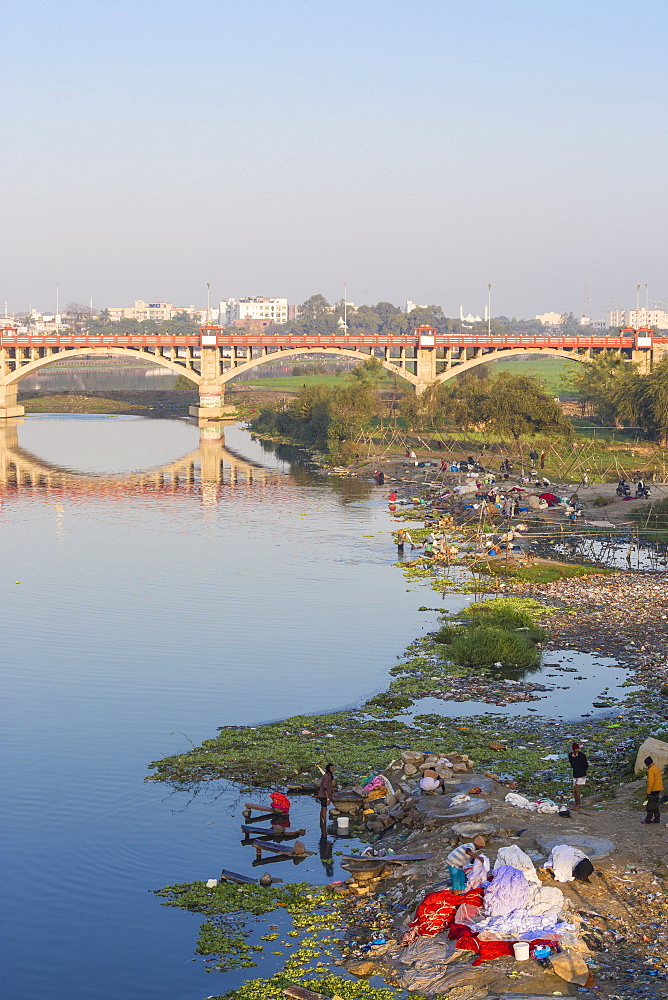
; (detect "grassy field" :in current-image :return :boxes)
[463,354,579,394]
[236,355,578,394]
[236,373,351,390]
[22,394,149,413]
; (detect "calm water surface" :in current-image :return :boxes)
[1,415,443,1000]
[1,415,637,1000]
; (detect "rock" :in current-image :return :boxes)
[348,960,377,976]
[404,763,418,776]
[635,736,668,773]
[401,751,425,766]
[535,834,615,859]
[549,949,590,985]
[489,742,507,751]
[385,793,397,808]
[452,763,469,773]
[399,782,413,795]
[451,821,497,838]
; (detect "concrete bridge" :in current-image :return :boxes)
[0,419,271,494]
[1,324,665,418]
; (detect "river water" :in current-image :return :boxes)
[1,415,448,1000]
[1,415,637,1000]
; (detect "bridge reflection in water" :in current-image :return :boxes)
[0,419,271,498]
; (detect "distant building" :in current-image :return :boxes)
[219,297,288,326]
[108,300,173,322]
[535,312,563,327]
[404,300,427,314]
[607,307,668,330]
[233,317,275,333]
[459,305,484,324]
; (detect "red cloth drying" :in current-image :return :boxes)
[410,888,484,937]
[454,933,517,965]
[539,492,558,506]
[270,792,291,814]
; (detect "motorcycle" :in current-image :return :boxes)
[635,482,651,498]
[616,480,631,497]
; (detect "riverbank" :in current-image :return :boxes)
[147,434,668,999]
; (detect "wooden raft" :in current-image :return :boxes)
[241,824,305,839]
[252,840,315,860]
[341,852,435,864]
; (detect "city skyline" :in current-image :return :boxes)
[2,1,666,319]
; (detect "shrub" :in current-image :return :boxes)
[441,625,541,669]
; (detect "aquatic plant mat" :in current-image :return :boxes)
[148,580,668,803]
[154,879,416,1000]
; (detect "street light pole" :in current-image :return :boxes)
[206,282,211,325]
[344,281,347,334]
[487,283,492,336]
[56,281,60,329]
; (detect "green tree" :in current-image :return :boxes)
[563,352,629,423]
[441,371,572,446]
[298,294,334,336]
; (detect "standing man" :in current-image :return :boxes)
[316,763,335,827]
[641,756,663,824]
[568,742,589,811]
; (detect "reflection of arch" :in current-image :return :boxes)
[0,420,270,493]
[3,347,202,386]
[220,346,419,387]
[434,347,593,384]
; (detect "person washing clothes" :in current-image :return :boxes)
[642,756,663,824]
[568,742,588,810]
[446,835,487,893]
[419,766,445,793]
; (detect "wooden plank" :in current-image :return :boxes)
[252,840,315,858]
[219,869,257,884]
[241,825,305,839]
[342,852,435,864]
[283,986,343,1000]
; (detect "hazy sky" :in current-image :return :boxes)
[2,0,666,319]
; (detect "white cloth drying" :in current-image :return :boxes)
[494,845,541,884]
[546,844,588,883]
[465,854,490,890]
[504,792,536,811]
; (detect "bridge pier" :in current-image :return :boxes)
[0,384,24,418]
[188,346,236,420]
[415,347,437,394]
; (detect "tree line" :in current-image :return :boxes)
[251,358,572,461]
[566,353,668,443]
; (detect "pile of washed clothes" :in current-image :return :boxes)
[395,845,592,990]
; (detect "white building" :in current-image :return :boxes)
[108,300,173,322]
[535,312,563,327]
[627,308,668,331]
[607,308,668,330]
[219,297,288,326]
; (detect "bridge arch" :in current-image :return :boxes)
[434,347,595,385]
[1,346,202,388]
[219,346,419,387]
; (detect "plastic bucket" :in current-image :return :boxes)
[336,816,350,835]
[513,941,530,961]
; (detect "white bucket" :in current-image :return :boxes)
[513,941,530,961]
[336,816,350,835]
